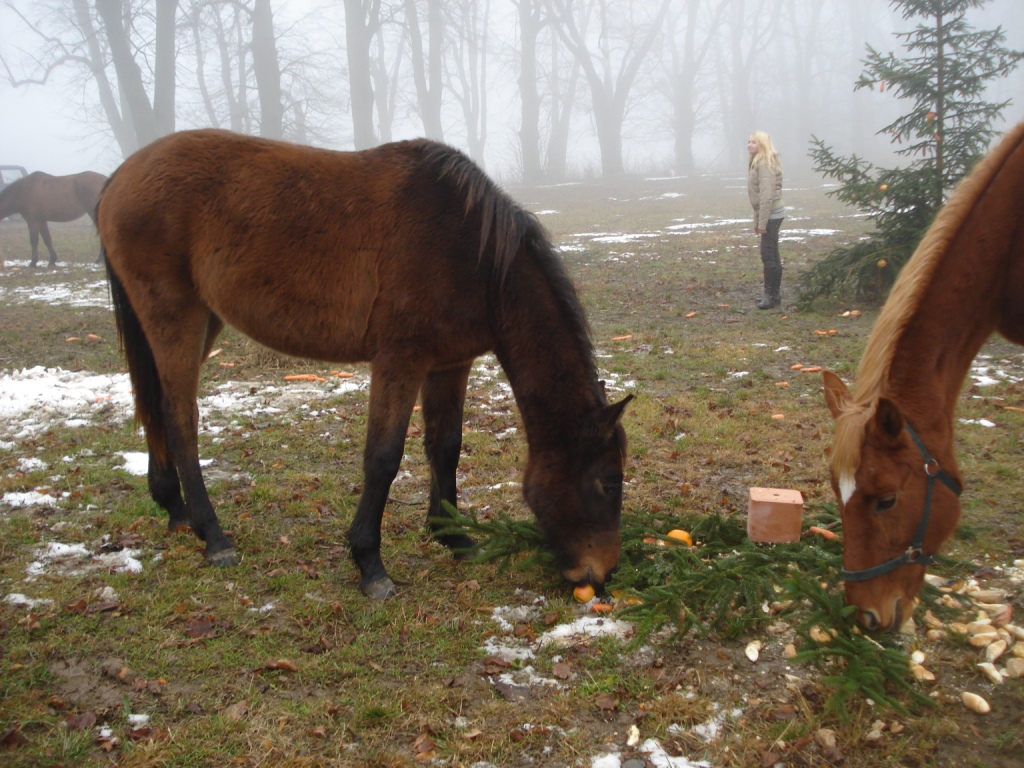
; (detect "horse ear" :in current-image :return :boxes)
[873,397,905,441]
[821,370,851,419]
[597,394,633,435]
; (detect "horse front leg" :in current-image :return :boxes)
[347,361,423,599]
[421,364,475,556]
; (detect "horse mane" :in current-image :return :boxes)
[851,122,1024,407]
[414,139,597,381]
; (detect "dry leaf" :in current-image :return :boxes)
[264,659,298,672]
[65,712,97,731]
[223,701,248,721]
[183,617,216,639]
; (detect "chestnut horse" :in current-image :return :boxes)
[0,170,106,266]
[98,129,631,599]
[822,122,1024,631]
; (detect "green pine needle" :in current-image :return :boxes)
[434,502,931,717]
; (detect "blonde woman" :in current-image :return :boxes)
[747,131,785,309]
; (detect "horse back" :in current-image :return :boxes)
[98,130,504,364]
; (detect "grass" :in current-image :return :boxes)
[1,180,1023,767]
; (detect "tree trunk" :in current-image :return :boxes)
[518,0,544,184]
[95,0,162,150]
[549,0,671,178]
[252,0,283,138]
[405,0,444,140]
[345,0,379,149]
[70,0,134,157]
[153,0,178,137]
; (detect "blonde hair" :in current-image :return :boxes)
[749,131,782,173]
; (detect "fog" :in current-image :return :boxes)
[1,0,1022,183]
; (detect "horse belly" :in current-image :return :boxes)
[198,247,380,363]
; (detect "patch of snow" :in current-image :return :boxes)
[2,490,59,508]
[3,593,55,609]
[960,418,996,428]
[538,615,634,647]
[592,739,712,767]
[25,541,143,578]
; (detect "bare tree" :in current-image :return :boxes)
[251,0,282,138]
[95,0,179,151]
[542,15,581,181]
[664,0,726,175]
[370,11,407,143]
[516,0,545,182]
[547,0,671,177]
[344,0,382,148]
[446,0,489,163]
[717,0,782,168]
[404,0,444,140]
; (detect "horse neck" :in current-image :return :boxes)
[492,258,602,448]
[877,173,1022,436]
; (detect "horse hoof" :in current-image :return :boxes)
[206,548,239,567]
[440,533,476,559]
[360,577,397,600]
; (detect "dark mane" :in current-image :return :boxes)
[414,139,599,393]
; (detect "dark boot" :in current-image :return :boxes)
[757,266,782,309]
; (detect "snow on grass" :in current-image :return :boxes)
[24,541,143,579]
[1,490,62,508]
[0,366,134,440]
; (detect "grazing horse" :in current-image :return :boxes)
[822,122,1024,631]
[98,129,632,599]
[0,170,106,266]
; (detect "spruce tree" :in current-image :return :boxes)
[800,0,1023,304]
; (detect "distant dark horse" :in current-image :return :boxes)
[0,170,106,267]
[98,129,632,599]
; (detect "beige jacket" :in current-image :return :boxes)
[747,160,783,231]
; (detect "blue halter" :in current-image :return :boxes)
[840,423,962,583]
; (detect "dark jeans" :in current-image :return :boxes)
[760,217,784,270]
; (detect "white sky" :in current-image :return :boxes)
[2,2,1023,178]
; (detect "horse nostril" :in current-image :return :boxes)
[859,609,880,631]
[890,597,904,633]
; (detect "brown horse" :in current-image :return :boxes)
[0,170,106,267]
[822,122,1024,632]
[98,129,631,599]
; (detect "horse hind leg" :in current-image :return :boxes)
[147,314,225,535]
[39,222,58,267]
[110,262,235,566]
[421,364,475,557]
[27,223,41,267]
[153,311,235,566]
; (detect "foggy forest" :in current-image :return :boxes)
[2,0,1023,182]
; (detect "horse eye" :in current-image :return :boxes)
[875,494,897,513]
[601,478,622,497]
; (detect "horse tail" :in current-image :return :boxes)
[105,255,169,464]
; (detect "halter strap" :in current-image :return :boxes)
[841,423,962,583]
